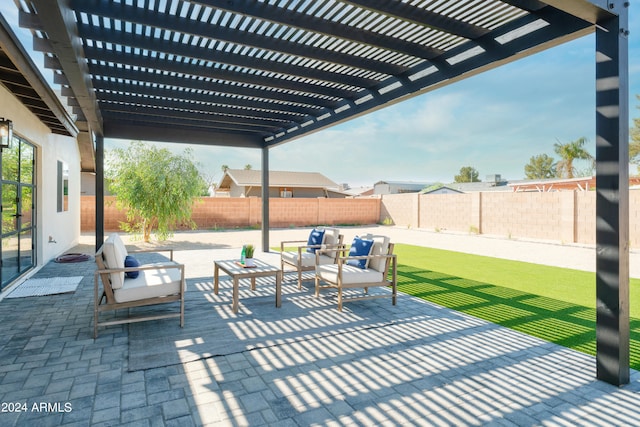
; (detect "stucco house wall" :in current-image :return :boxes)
[229,181,245,198]
[1,83,81,266]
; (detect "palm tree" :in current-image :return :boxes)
[553,137,593,179]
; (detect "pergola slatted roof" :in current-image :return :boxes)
[17,0,600,149]
[5,0,632,387]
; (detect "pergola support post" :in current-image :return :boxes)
[95,135,104,251]
[261,146,270,252]
[595,1,630,386]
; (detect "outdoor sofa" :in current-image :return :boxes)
[93,233,185,338]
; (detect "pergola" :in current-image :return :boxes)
[8,0,630,385]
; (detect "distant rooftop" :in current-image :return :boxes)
[443,180,511,193]
[217,169,339,190]
[374,180,432,195]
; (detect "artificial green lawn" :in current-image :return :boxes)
[392,243,640,370]
[278,242,640,368]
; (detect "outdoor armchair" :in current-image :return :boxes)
[315,235,397,311]
[280,227,344,289]
[93,233,186,338]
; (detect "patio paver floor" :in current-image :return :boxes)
[1,230,640,426]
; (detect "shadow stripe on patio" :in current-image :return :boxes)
[126,275,398,371]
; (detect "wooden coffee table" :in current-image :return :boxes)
[213,259,282,313]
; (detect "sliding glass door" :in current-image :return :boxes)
[1,136,36,290]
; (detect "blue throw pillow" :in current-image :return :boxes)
[306,229,325,253]
[346,236,374,268]
[124,255,140,279]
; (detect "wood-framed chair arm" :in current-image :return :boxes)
[334,253,394,264]
[281,242,327,255]
[298,242,344,254]
[95,262,184,276]
[315,244,348,263]
[127,247,175,261]
[279,240,308,251]
[315,245,348,254]
[281,240,345,253]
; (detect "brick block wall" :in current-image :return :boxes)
[84,191,640,247]
[575,192,595,245]
[380,194,418,227]
[81,196,129,231]
[480,192,564,240]
[269,198,320,228]
[81,196,380,232]
[190,198,255,229]
[319,198,380,226]
[631,191,640,248]
[379,190,640,246]
[575,191,640,247]
[420,193,474,232]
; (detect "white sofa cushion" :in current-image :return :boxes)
[102,234,128,290]
[322,228,340,245]
[316,264,383,285]
[320,227,341,258]
[114,264,183,303]
[282,251,335,268]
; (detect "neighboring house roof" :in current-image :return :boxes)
[421,186,463,195]
[217,169,339,190]
[444,181,511,193]
[343,186,374,197]
[509,176,640,192]
[509,176,595,192]
[374,181,431,193]
[375,180,430,187]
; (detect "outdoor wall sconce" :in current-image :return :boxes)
[0,118,13,149]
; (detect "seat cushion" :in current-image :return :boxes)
[317,264,383,285]
[282,251,334,268]
[368,235,391,272]
[322,228,340,245]
[102,234,128,290]
[321,227,341,258]
[113,263,183,303]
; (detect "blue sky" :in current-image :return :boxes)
[2,4,639,187]
[116,8,640,187]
